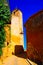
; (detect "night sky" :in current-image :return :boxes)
[7,0,43,50]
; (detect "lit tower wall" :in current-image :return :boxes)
[11,9,24,53]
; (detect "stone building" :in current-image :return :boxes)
[24,10,43,64]
[11,9,24,54]
[2,9,24,59]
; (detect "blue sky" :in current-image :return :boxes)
[7,0,43,50]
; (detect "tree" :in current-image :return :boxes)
[0,0,11,56]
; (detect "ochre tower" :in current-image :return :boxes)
[11,9,24,54]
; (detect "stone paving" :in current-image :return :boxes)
[1,55,37,65]
[0,51,38,65]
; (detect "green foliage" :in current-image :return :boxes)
[0,49,3,56]
[0,1,11,24]
[0,0,11,56]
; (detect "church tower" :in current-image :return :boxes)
[11,9,24,53]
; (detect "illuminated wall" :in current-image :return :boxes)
[11,9,24,53]
[1,10,24,60]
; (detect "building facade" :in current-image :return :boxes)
[1,9,24,60]
[25,10,43,64]
[11,9,24,54]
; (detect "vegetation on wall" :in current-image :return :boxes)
[0,0,11,56]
